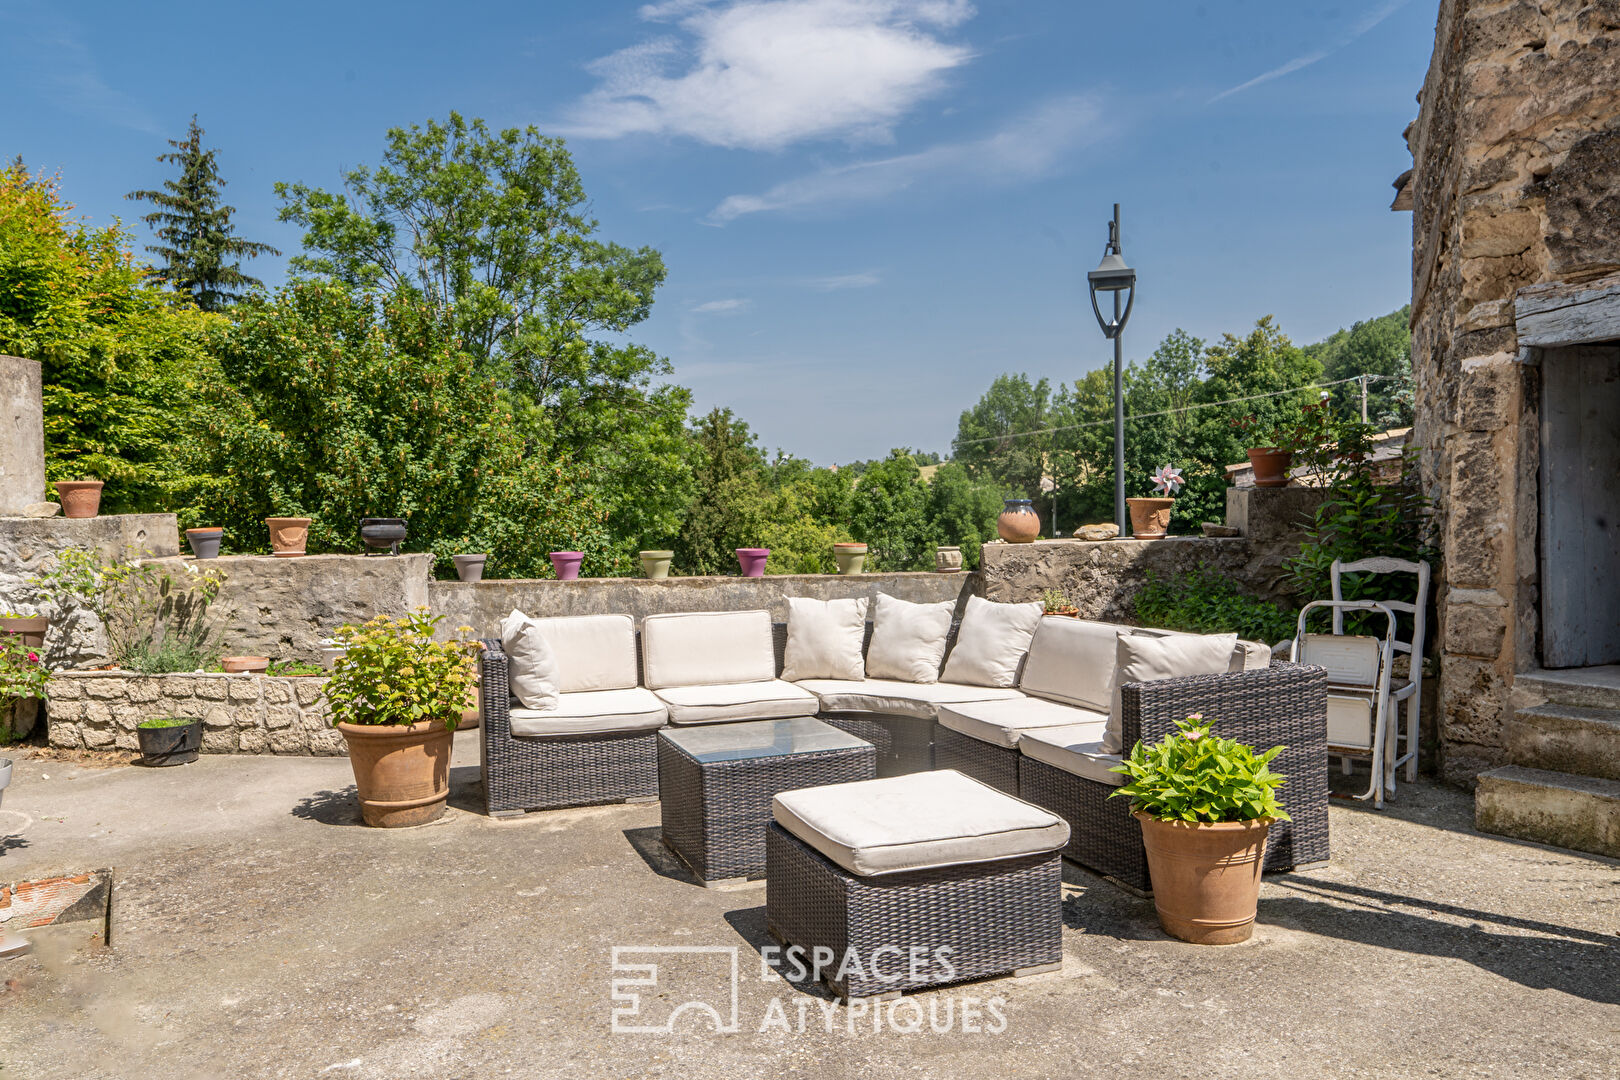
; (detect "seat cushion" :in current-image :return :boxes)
[499,610,561,710]
[1018,617,1125,712]
[773,770,1070,876]
[940,595,1044,688]
[641,610,775,689]
[509,688,667,737]
[795,678,1024,720]
[1104,631,1239,753]
[512,613,638,693]
[780,596,867,682]
[653,679,818,725]
[1018,724,1126,787]
[937,697,1107,749]
[865,594,954,683]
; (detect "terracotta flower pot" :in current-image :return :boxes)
[337,720,455,828]
[1135,811,1272,945]
[222,655,269,673]
[186,527,223,559]
[832,543,867,575]
[639,550,673,579]
[0,616,48,648]
[996,499,1041,543]
[1046,607,1080,618]
[55,481,104,519]
[1126,497,1175,539]
[736,548,769,577]
[550,551,584,580]
[453,554,488,582]
[266,517,312,556]
[935,545,963,573]
[1246,448,1293,488]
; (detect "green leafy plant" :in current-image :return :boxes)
[1133,567,1297,644]
[1041,589,1077,615]
[267,660,325,677]
[323,609,479,729]
[30,548,226,668]
[137,716,195,730]
[1231,399,1335,455]
[0,638,49,707]
[1109,715,1290,823]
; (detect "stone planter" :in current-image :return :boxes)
[735,548,769,577]
[338,720,454,827]
[935,545,963,573]
[186,527,223,559]
[638,550,673,579]
[266,517,312,557]
[832,543,867,575]
[55,481,104,519]
[1245,448,1293,488]
[137,718,202,766]
[1136,812,1272,945]
[996,499,1040,543]
[453,554,488,582]
[549,551,583,580]
[1126,497,1175,539]
[1,616,48,648]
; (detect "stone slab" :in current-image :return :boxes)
[0,356,45,516]
[1475,764,1620,858]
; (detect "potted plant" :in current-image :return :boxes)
[323,610,480,828]
[735,548,770,577]
[1232,405,1333,488]
[638,550,674,579]
[549,551,584,580]
[1041,589,1079,617]
[266,516,312,556]
[996,499,1040,543]
[136,716,202,766]
[0,637,48,742]
[0,610,48,648]
[453,554,489,582]
[1127,465,1183,539]
[1109,714,1289,945]
[832,542,867,575]
[185,527,224,559]
[53,480,104,519]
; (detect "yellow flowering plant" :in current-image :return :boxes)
[322,609,480,730]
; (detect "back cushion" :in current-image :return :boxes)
[940,595,1045,688]
[1103,631,1238,753]
[1019,618,1124,711]
[499,610,561,710]
[865,594,955,684]
[781,596,868,682]
[642,610,775,689]
[523,614,639,693]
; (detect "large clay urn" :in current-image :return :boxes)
[337,720,455,827]
[996,499,1041,543]
[266,517,312,556]
[1126,497,1175,539]
[1135,812,1272,945]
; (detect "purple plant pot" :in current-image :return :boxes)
[735,548,770,578]
[550,551,584,580]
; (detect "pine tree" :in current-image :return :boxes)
[126,116,279,310]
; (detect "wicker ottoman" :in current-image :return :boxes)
[766,770,1069,1003]
[659,717,876,886]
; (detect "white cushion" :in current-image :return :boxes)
[641,610,775,690]
[794,678,1024,720]
[653,679,818,725]
[1233,639,1273,671]
[780,596,867,682]
[865,594,954,684]
[1018,724,1126,786]
[1104,631,1239,753]
[1018,618,1125,711]
[511,613,639,693]
[772,770,1069,876]
[940,595,1044,688]
[937,698,1107,749]
[500,610,561,710]
[509,688,667,737]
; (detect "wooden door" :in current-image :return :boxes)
[1540,344,1620,668]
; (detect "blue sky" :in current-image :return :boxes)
[2,0,1434,464]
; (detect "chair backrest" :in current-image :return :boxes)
[642,609,776,689]
[1331,557,1431,662]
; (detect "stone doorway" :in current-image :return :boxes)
[1538,343,1620,669]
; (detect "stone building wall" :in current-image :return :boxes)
[1405,0,1620,780]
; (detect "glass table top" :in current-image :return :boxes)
[660,716,870,764]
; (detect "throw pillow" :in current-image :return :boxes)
[865,594,955,684]
[1103,631,1239,753]
[940,595,1044,688]
[781,596,868,681]
[500,608,561,711]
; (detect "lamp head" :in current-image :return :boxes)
[1088,250,1136,293]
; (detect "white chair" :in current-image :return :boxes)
[1291,599,1398,807]
[1332,557,1431,796]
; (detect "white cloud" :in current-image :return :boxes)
[707,94,1104,222]
[692,298,752,313]
[1208,0,1410,104]
[806,270,882,290]
[559,0,976,150]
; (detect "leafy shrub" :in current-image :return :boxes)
[1133,567,1296,644]
[0,638,49,705]
[29,547,225,669]
[137,716,194,730]
[323,610,479,730]
[1109,715,1289,823]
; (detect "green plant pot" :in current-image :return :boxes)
[832,544,867,575]
[639,550,674,579]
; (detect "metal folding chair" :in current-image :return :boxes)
[1291,599,1398,807]
[1332,557,1431,797]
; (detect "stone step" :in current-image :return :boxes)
[1506,704,1620,781]
[1474,765,1620,859]
[1516,665,1620,711]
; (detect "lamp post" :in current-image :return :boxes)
[1087,203,1137,535]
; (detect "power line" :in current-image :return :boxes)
[952,374,1390,448]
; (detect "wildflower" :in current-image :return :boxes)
[27,652,39,663]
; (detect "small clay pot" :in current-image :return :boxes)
[453,554,488,582]
[1246,448,1293,488]
[55,481,104,519]
[735,548,769,577]
[832,543,867,575]
[1126,497,1175,539]
[186,528,223,559]
[1136,812,1272,945]
[935,545,963,573]
[266,517,312,556]
[996,499,1040,543]
[549,551,584,580]
[638,550,673,579]
[222,655,270,674]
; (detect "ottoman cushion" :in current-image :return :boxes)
[772,769,1069,876]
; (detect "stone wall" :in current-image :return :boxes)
[1404,0,1620,781]
[44,671,341,756]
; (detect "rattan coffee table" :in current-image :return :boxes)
[658,717,876,887]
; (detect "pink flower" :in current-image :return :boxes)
[1183,729,1202,741]
[27,652,39,663]
[1186,712,1203,721]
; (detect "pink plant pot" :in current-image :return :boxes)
[735,548,770,577]
[549,551,584,580]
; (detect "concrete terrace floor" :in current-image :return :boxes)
[1,734,1617,1080]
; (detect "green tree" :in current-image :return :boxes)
[850,451,935,571]
[675,408,772,576]
[925,462,1003,569]
[1306,306,1413,427]
[125,116,280,311]
[951,374,1056,499]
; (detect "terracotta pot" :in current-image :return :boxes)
[638,550,673,579]
[935,545,963,573]
[996,499,1040,543]
[338,720,455,827]
[736,548,769,577]
[1246,448,1293,488]
[832,543,867,575]
[0,616,48,648]
[1135,811,1272,945]
[1126,497,1175,539]
[266,517,312,556]
[1046,607,1080,618]
[55,481,104,519]
[222,655,269,673]
[453,554,488,582]
[186,527,223,559]
[550,551,584,580]
[460,684,481,731]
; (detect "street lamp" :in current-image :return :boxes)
[1088,203,1136,535]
